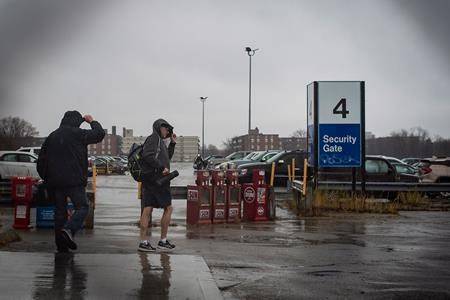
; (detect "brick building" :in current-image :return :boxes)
[230,127,309,152]
[88,126,122,156]
[279,137,306,151]
[231,127,281,151]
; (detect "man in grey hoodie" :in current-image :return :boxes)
[138,118,176,252]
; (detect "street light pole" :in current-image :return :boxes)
[200,97,208,157]
[245,47,259,134]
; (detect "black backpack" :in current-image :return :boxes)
[127,137,161,182]
[128,143,145,182]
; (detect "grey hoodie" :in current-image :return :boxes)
[141,119,176,181]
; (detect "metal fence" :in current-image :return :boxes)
[292,180,450,193]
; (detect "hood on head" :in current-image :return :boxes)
[152,118,173,138]
[60,111,84,128]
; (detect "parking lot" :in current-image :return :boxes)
[2,173,450,299]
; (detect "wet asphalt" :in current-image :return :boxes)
[1,163,450,299]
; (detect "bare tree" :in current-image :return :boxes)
[222,136,236,154]
[409,126,430,142]
[205,144,220,156]
[0,116,39,137]
[292,129,307,138]
[390,129,409,138]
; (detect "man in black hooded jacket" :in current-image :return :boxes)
[138,118,176,252]
[37,111,105,252]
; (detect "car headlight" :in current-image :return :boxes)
[240,168,248,176]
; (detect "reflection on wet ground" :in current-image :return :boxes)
[0,252,221,299]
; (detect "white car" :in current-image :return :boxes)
[17,146,41,156]
[0,151,40,180]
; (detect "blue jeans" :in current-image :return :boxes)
[53,186,89,250]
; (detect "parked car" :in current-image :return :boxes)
[99,156,127,174]
[415,157,450,183]
[402,157,421,166]
[219,150,280,170]
[207,151,252,168]
[112,156,129,171]
[17,146,41,156]
[319,155,420,183]
[372,155,404,165]
[0,151,40,179]
[215,152,256,169]
[391,162,422,182]
[237,150,307,187]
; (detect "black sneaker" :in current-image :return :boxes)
[157,240,175,251]
[61,229,77,250]
[138,241,156,252]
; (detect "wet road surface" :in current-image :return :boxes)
[1,169,450,299]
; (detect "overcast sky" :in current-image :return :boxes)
[0,0,449,146]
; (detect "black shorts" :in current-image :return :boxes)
[142,184,172,209]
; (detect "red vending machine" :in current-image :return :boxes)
[186,170,212,225]
[11,176,36,229]
[225,170,241,223]
[242,169,275,221]
[211,170,226,223]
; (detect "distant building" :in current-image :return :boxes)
[230,127,309,152]
[231,127,281,151]
[88,126,122,156]
[365,131,376,140]
[120,127,146,155]
[172,136,200,162]
[120,127,199,160]
[279,137,306,151]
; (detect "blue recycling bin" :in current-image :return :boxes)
[34,183,75,228]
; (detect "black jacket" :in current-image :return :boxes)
[37,111,105,188]
[141,119,176,184]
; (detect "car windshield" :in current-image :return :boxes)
[266,151,286,163]
[261,152,278,162]
[250,152,267,161]
[226,152,244,160]
[386,157,404,164]
[243,152,257,160]
[394,163,415,174]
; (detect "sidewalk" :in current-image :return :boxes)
[0,251,222,299]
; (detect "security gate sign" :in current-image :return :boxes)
[307,81,365,168]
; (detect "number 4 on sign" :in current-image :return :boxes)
[333,98,349,118]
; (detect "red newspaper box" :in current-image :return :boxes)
[211,170,226,224]
[12,176,36,229]
[226,170,241,223]
[187,170,212,225]
[242,169,275,221]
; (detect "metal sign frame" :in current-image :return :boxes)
[307,81,366,192]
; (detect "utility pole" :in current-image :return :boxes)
[200,96,208,157]
[245,47,259,134]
